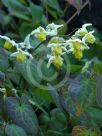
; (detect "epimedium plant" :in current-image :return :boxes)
[0,21,102,136]
[0,0,102,136]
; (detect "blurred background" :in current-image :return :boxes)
[0,0,102,61]
[0,0,102,38]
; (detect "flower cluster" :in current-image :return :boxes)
[0,23,96,69]
[47,37,67,69]
[47,23,96,69]
[0,23,62,62]
[0,35,33,62]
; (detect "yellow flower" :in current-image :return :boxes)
[67,39,89,60]
[16,50,27,62]
[47,54,63,69]
[76,29,88,37]
[31,23,63,41]
[52,56,63,69]
[4,41,13,49]
[47,37,66,56]
[46,23,63,36]
[11,49,33,62]
[50,37,65,44]
[52,46,62,56]
[72,42,84,60]
[74,50,83,60]
[75,23,92,37]
[0,35,17,49]
[31,26,47,42]
[36,32,46,42]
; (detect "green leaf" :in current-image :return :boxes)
[15,59,42,87]
[72,126,100,136]
[2,0,30,20]
[49,108,67,131]
[5,124,27,136]
[44,0,63,17]
[69,75,96,115]
[6,96,39,135]
[29,2,43,27]
[60,91,77,116]
[86,107,102,128]
[47,84,62,110]
[46,7,58,19]
[70,64,82,74]
[0,48,9,72]
[19,22,34,38]
[96,76,102,107]
[94,62,102,74]
[47,130,68,136]
[0,10,11,27]
[0,71,5,86]
[41,60,58,83]
[30,87,52,108]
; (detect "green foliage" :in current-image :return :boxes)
[2,0,30,20]
[6,96,39,135]
[68,74,96,115]
[5,124,27,136]
[72,126,100,136]
[0,0,102,136]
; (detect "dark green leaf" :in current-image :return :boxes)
[5,124,27,136]
[69,75,96,115]
[45,0,63,15]
[29,2,43,26]
[0,71,5,86]
[96,76,102,107]
[0,48,9,72]
[47,84,62,110]
[6,96,39,134]
[2,0,30,20]
[16,59,42,87]
[86,107,102,128]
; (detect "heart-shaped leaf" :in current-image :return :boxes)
[6,96,39,135]
[69,75,96,116]
[5,124,27,136]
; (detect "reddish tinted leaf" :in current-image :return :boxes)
[72,126,101,136]
[68,75,96,116]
